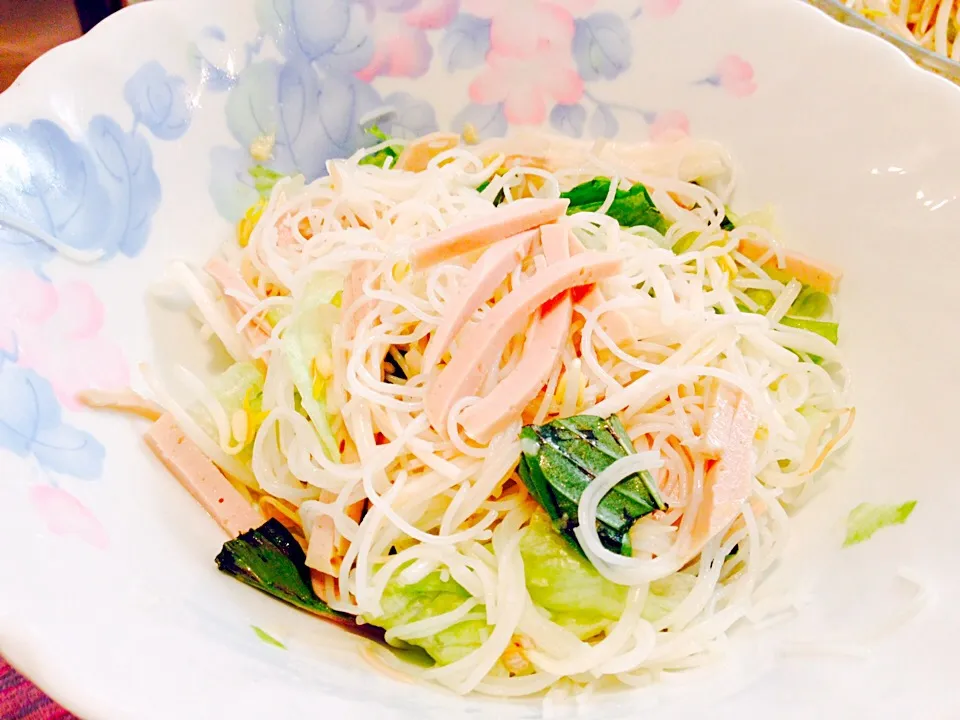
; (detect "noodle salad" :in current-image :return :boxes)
[845,0,960,60]
[132,128,855,697]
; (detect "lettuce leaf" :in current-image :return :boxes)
[189,362,265,462]
[367,571,489,666]
[779,316,839,344]
[282,272,343,460]
[843,501,917,547]
[561,178,667,233]
[520,512,626,639]
[358,125,400,169]
[250,165,285,199]
[641,573,697,623]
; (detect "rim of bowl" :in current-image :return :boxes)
[807,0,960,81]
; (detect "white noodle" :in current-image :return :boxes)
[150,131,853,698]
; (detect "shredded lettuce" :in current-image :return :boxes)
[282,272,343,459]
[641,573,697,623]
[779,316,839,344]
[189,361,265,461]
[743,285,830,321]
[250,165,285,199]
[520,512,627,639]
[359,125,400,168]
[844,501,917,547]
[561,178,667,232]
[367,571,489,665]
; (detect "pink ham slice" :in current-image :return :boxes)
[205,257,271,350]
[410,198,569,270]
[305,497,365,575]
[737,236,841,294]
[700,378,737,459]
[459,224,573,441]
[422,228,538,371]
[567,235,633,344]
[395,132,460,172]
[340,260,376,342]
[426,252,622,433]
[145,414,263,537]
[690,388,758,551]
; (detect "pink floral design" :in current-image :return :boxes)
[459,0,590,124]
[30,485,109,550]
[359,0,459,80]
[716,55,756,97]
[357,19,434,81]
[464,0,578,57]
[0,271,128,409]
[649,110,690,142]
[470,48,583,124]
[644,0,682,18]
[404,0,460,28]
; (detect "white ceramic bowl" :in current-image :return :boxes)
[2,1,960,717]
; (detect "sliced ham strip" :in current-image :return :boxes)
[690,390,758,551]
[77,388,164,421]
[459,224,573,441]
[340,260,376,342]
[410,198,569,270]
[422,228,538,371]
[700,378,738,459]
[426,252,622,433]
[205,257,271,350]
[738,236,841,294]
[145,414,263,537]
[306,498,365,575]
[306,515,339,575]
[567,235,634,344]
[395,132,460,172]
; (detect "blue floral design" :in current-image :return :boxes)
[439,14,491,72]
[379,92,439,139]
[0,120,112,269]
[451,103,506,140]
[209,0,440,220]
[0,350,104,480]
[0,62,191,270]
[572,13,632,82]
[588,103,620,138]
[550,103,588,138]
[124,62,191,141]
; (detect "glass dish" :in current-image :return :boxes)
[807,0,960,83]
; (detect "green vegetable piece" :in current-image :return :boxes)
[779,316,839,344]
[367,570,488,666]
[520,512,626,639]
[250,165,285,199]
[843,501,917,547]
[641,573,697,623]
[560,178,611,207]
[517,413,666,556]
[216,519,353,623]
[189,362,264,466]
[561,178,668,233]
[359,125,400,168]
[744,288,776,313]
[282,272,343,459]
[671,233,698,254]
[476,178,506,206]
[789,286,830,319]
[720,213,736,231]
[252,625,286,649]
